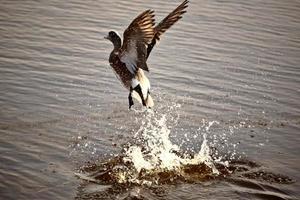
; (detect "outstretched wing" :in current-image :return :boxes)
[120,10,155,74]
[147,0,189,58]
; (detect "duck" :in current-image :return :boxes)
[104,0,188,109]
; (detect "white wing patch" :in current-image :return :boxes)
[131,78,140,88]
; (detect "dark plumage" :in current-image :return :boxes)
[147,0,189,58]
[104,0,189,109]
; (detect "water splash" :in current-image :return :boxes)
[75,101,294,189]
[109,103,224,184]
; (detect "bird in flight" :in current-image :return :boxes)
[104,0,189,109]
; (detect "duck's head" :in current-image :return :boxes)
[104,31,121,48]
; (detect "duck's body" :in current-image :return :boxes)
[105,0,188,109]
[109,49,133,90]
[109,48,153,107]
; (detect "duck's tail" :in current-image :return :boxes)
[132,69,154,108]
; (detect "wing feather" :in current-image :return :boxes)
[120,10,155,74]
[155,0,188,39]
[147,0,189,58]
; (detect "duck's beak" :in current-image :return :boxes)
[104,35,110,40]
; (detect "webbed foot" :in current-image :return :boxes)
[128,87,134,109]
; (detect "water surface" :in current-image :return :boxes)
[0,0,300,199]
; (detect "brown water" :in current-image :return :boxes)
[1,0,300,199]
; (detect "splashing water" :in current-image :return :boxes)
[75,101,294,188]
[112,103,223,184]
[125,114,214,171]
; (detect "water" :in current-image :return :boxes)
[0,0,300,199]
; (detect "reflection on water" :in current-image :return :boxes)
[1,0,300,199]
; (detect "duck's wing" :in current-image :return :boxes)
[147,0,189,59]
[120,10,155,74]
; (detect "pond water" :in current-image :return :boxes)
[0,0,299,199]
